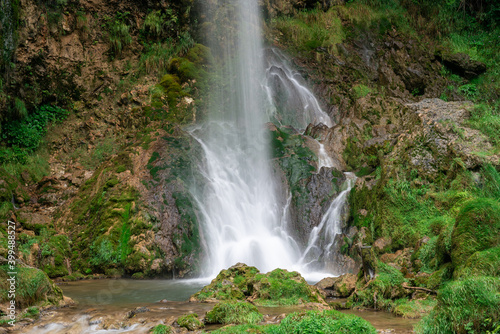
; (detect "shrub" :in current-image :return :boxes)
[1,105,68,163]
[205,301,263,325]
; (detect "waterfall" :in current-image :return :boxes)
[193,0,353,279]
[299,173,357,276]
[191,0,299,276]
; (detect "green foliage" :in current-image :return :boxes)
[272,8,345,54]
[106,12,132,56]
[467,104,500,148]
[139,31,195,75]
[269,310,376,334]
[454,246,500,279]
[350,262,409,310]
[177,313,204,330]
[150,324,172,334]
[392,298,437,319]
[0,265,63,308]
[352,84,372,99]
[1,152,50,183]
[205,301,263,325]
[451,198,500,267]
[14,98,27,119]
[143,9,177,40]
[416,277,500,334]
[0,105,69,163]
[253,269,322,306]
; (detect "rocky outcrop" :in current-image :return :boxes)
[190,263,327,307]
[435,50,487,79]
[315,273,357,298]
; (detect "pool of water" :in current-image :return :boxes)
[59,279,208,306]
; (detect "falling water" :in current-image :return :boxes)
[193,0,354,279]
[192,0,299,276]
[299,173,357,274]
[263,48,333,130]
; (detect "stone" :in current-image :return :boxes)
[315,273,357,298]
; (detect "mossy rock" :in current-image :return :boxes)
[350,262,410,309]
[191,263,326,306]
[150,324,173,334]
[454,246,500,279]
[451,198,500,267]
[426,263,453,291]
[416,276,500,334]
[277,310,377,334]
[0,264,63,308]
[205,301,263,325]
[177,313,204,330]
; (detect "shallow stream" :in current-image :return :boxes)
[11,279,419,333]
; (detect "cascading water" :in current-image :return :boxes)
[263,48,332,130]
[193,0,354,279]
[191,0,299,276]
[299,173,356,276]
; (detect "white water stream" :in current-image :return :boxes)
[193,0,353,279]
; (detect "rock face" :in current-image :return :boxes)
[190,263,327,306]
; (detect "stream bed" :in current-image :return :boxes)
[11,279,419,333]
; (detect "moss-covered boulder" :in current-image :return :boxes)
[0,262,64,308]
[190,263,326,306]
[416,276,500,334]
[274,310,377,334]
[349,262,410,310]
[451,198,500,267]
[177,313,204,330]
[205,301,263,325]
[453,246,500,279]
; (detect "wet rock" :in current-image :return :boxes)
[315,273,357,298]
[126,306,150,319]
[373,238,392,252]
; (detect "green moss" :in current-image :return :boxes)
[150,324,172,334]
[192,264,324,306]
[392,298,437,319]
[205,301,263,325]
[350,262,408,310]
[427,264,453,291]
[275,310,376,334]
[416,276,500,334]
[177,313,204,330]
[253,269,323,306]
[0,265,63,308]
[454,246,500,279]
[451,198,500,267]
[352,84,372,99]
